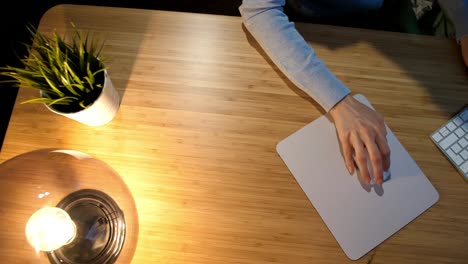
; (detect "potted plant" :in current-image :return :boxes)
[0,24,120,126]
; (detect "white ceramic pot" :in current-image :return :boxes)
[44,70,121,126]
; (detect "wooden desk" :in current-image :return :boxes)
[1,4,467,264]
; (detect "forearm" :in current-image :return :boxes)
[239,0,350,111]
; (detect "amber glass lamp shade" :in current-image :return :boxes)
[0,149,138,264]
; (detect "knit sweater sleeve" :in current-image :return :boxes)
[239,0,351,112]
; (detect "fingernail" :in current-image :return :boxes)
[347,166,353,174]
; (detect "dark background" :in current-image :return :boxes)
[0,0,423,151]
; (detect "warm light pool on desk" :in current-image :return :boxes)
[25,207,77,252]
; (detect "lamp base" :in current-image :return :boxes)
[47,189,126,264]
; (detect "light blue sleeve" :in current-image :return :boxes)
[438,0,468,41]
[239,0,350,112]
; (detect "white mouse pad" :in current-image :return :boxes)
[276,94,439,260]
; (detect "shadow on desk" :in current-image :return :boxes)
[58,6,153,101]
[0,0,243,152]
[296,23,467,116]
[1,0,466,152]
[242,20,467,119]
[0,3,153,151]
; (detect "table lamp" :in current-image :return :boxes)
[0,149,138,263]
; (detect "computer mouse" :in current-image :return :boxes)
[354,160,391,185]
[371,170,391,185]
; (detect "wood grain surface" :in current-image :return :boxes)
[1,4,467,264]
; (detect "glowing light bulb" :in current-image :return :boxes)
[25,207,76,252]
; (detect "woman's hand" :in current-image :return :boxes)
[329,95,391,185]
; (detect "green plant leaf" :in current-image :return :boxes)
[47,96,78,106]
[63,61,83,88]
[20,97,56,104]
[38,63,65,97]
[0,22,106,108]
[20,96,76,106]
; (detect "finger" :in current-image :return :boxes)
[363,137,383,185]
[378,122,387,137]
[376,134,391,172]
[351,134,370,184]
[340,136,355,174]
[371,112,387,137]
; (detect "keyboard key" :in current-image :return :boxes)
[440,127,450,136]
[446,121,457,131]
[461,160,468,174]
[451,143,462,154]
[447,149,464,165]
[455,128,465,138]
[460,138,468,148]
[462,122,468,132]
[460,109,468,121]
[439,133,458,149]
[453,116,464,126]
[461,150,468,160]
[431,107,468,180]
[432,132,443,142]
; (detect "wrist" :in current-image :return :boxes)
[330,94,352,118]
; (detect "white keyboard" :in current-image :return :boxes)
[430,106,468,182]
